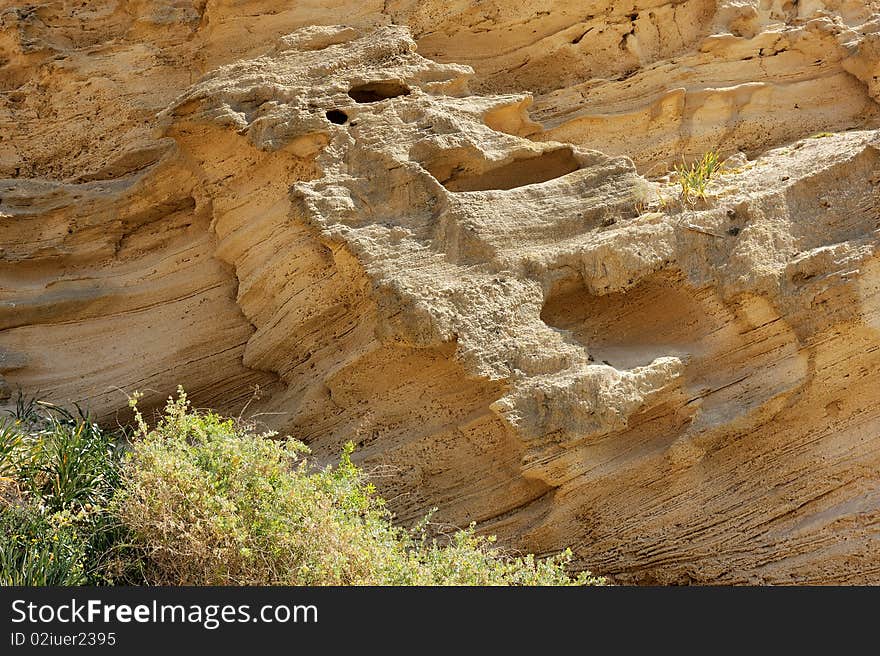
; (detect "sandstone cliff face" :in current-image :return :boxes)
[2,1,880,584]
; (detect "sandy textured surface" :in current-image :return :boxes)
[2,1,880,583]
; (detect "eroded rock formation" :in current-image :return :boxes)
[2,0,880,583]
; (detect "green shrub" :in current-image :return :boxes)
[0,505,87,586]
[0,401,130,585]
[1,389,604,586]
[116,389,603,586]
[15,411,119,511]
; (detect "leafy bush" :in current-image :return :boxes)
[0,401,130,585]
[116,389,603,586]
[0,505,88,586]
[0,389,603,586]
[675,150,722,202]
[12,408,119,512]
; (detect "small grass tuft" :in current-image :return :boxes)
[674,150,722,202]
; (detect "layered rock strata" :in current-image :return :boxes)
[2,1,880,583]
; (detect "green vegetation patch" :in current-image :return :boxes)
[0,389,603,587]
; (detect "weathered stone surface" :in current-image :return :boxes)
[2,1,880,583]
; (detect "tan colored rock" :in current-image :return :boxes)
[2,1,880,584]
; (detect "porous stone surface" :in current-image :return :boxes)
[2,1,880,584]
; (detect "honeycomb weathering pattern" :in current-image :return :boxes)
[2,1,880,583]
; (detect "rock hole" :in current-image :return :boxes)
[541,271,722,370]
[348,81,411,103]
[424,147,582,192]
[325,109,348,124]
